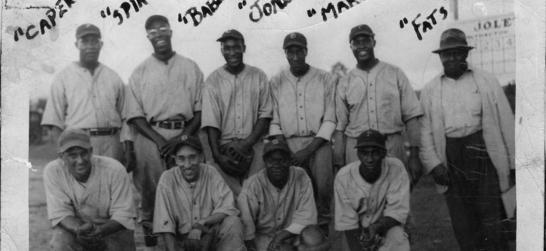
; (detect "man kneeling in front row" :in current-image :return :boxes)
[238,137,330,251]
[334,129,410,251]
[44,129,136,251]
[153,135,244,251]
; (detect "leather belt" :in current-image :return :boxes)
[83,128,120,136]
[150,120,185,130]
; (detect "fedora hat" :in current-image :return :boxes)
[432,28,474,53]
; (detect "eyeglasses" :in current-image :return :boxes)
[147,27,171,38]
[285,49,306,59]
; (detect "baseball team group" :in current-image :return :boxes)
[39,13,516,251]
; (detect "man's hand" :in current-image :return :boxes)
[431,164,450,186]
[182,239,203,251]
[155,137,168,154]
[407,148,423,186]
[215,154,244,177]
[188,228,202,240]
[160,133,191,159]
[291,149,313,169]
[245,240,258,251]
[359,227,380,250]
[76,223,107,249]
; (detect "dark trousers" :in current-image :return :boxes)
[444,131,508,251]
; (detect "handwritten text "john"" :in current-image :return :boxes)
[100,0,149,25]
[13,0,75,42]
[307,0,362,22]
[242,0,292,23]
[399,7,447,40]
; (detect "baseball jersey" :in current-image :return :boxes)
[123,53,204,123]
[153,164,239,235]
[237,166,318,240]
[201,64,272,140]
[335,61,422,137]
[43,156,136,230]
[269,66,336,139]
[334,158,410,231]
[41,62,126,131]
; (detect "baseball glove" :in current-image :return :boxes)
[182,239,203,251]
[220,141,254,177]
[77,234,107,251]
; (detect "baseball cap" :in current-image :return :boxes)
[349,24,375,41]
[217,29,244,42]
[263,137,292,157]
[432,28,474,54]
[145,15,169,30]
[283,32,307,49]
[355,129,386,150]
[172,135,203,154]
[58,129,92,153]
[76,24,101,39]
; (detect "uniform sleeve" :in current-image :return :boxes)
[118,80,136,142]
[153,176,177,234]
[237,188,259,240]
[211,169,240,217]
[43,163,75,227]
[316,74,338,140]
[285,174,318,234]
[396,68,423,122]
[382,161,411,225]
[192,64,205,112]
[335,78,350,132]
[419,85,443,174]
[41,74,67,129]
[200,80,222,130]
[334,174,360,231]
[258,71,273,119]
[269,77,281,126]
[108,166,136,230]
[123,72,146,122]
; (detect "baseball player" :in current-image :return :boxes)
[268,32,337,234]
[420,28,514,250]
[334,129,410,251]
[333,24,423,186]
[44,129,136,251]
[201,29,273,196]
[123,15,204,250]
[41,23,134,169]
[153,135,244,251]
[237,138,319,251]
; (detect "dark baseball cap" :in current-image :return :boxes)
[172,135,203,154]
[76,24,101,39]
[217,29,244,42]
[58,129,92,153]
[263,137,292,157]
[349,24,375,41]
[145,15,169,30]
[355,129,386,150]
[283,32,307,49]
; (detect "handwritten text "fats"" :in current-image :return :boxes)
[179,0,223,26]
[13,0,75,41]
[400,7,447,40]
[101,0,148,25]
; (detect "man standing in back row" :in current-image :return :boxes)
[201,29,273,197]
[269,32,337,234]
[123,15,204,250]
[333,24,423,186]
[420,28,515,251]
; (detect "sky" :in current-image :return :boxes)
[1,0,515,100]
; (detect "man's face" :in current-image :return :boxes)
[439,48,469,77]
[76,34,103,65]
[221,38,245,69]
[285,45,307,72]
[357,146,385,171]
[350,35,375,63]
[264,150,291,184]
[146,21,173,54]
[174,145,203,183]
[61,147,93,181]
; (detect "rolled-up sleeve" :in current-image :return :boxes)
[397,69,423,122]
[108,167,136,230]
[334,175,359,231]
[43,163,75,227]
[200,81,222,130]
[153,181,177,234]
[285,175,317,234]
[383,162,410,225]
[41,75,67,129]
[123,73,146,122]
[237,190,259,240]
[258,72,273,119]
[192,65,205,112]
[335,78,349,132]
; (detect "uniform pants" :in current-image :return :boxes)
[212,141,264,198]
[345,133,406,164]
[89,133,123,163]
[286,137,334,219]
[339,226,409,251]
[164,216,245,251]
[50,227,135,251]
[133,125,184,246]
[444,131,508,251]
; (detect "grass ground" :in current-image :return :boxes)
[30,141,461,251]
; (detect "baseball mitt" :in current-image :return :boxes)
[221,141,254,177]
[182,239,203,251]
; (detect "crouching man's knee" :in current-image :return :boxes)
[215,216,245,251]
[50,227,80,251]
[378,226,410,251]
[296,225,331,251]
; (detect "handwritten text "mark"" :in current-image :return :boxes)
[307,0,362,22]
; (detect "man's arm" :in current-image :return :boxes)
[405,117,423,186]
[269,230,297,248]
[332,130,347,169]
[58,216,83,235]
[159,111,202,157]
[344,229,364,251]
[160,233,177,251]
[47,125,63,145]
[188,213,228,240]
[129,117,166,149]
[240,118,271,151]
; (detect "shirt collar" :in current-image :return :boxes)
[440,65,474,79]
[284,65,317,84]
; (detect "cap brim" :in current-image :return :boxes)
[175,142,203,153]
[264,147,292,157]
[350,32,375,41]
[355,142,385,150]
[432,46,474,53]
[217,35,244,42]
[283,42,307,49]
[77,31,100,39]
[59,141,92,153]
